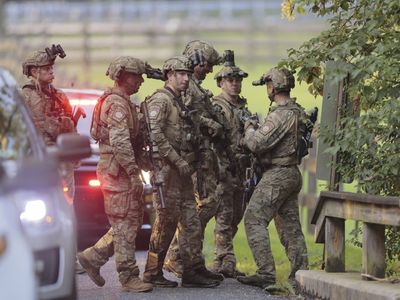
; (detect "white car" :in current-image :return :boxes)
[0,68,91,299]
[0,179,37,300]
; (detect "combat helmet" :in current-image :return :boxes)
[106,56,148,80]
[214,50,248,87]
[252,67,295,92]
[162,55,193,79]
[183,40,222,67]
[22,44,66,77]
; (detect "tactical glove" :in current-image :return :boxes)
[167,150,194,176]
[209,121,223,138]
[244,118,258,131]
[175,159,194,177]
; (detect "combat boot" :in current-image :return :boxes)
[143,251,178,288]
[75,256,86,274]
[122,277,153,293]
[144,272,178,288]
[196,265,224,282]
[220,260,245,278]
[77,250,105,287]
[163,258,183,278]
[237,274,275,289]
[181,270,220,288]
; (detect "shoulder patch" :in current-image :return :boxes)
[259,120,275,136]
[110,107,126,122]
[148,104,161,120]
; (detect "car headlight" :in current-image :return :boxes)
[20,200,47,222]
[10,191,55,227]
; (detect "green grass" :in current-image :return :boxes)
[203,217,362,285]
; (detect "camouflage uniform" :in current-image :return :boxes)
[212,87,252,275]
[237,67,308,289]
[77,57,152,292]
[143,56,221,288]
[21,49,76,200]
[165,41,225,274]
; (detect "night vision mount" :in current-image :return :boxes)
[222,50,235,66]
[45,44,66,60]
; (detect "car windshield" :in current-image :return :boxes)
[0,94,33,162]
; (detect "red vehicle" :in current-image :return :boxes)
[63,88,154,250]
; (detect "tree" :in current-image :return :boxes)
[280,0,399,272]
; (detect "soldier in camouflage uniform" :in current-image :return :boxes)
[21,46,76,200]
[77,56,153,293]
[163,40,226,278]
[211,56,252,277]
[143,56,221,288]
[237,67,308,289]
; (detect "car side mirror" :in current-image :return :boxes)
[1,160,60,194]
[56,133,92,162]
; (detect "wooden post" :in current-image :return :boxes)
[362,222,386,279]
[325,217,345,272]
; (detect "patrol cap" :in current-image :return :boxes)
[252,67,295,92]
[106,56,149,80]
[22,51,56,76]
[162,55,194,79]
[183,40,222,66]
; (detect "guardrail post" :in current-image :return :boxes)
[362,222,385,279]
[325,217,345,272]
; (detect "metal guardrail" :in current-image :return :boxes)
[311,191,400,278]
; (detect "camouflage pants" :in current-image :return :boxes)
[244,165,308,281]
[213,175,245,267]
[166,150,220,262]
[147,166,205,272]
[82,188,143,284]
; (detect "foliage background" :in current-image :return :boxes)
[281,0,400,270]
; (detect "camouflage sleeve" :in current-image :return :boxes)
[199,114,222,130]
[244,109,296,154]
[106,99,139,177]
[147,94,182,165]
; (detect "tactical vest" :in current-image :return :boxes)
[212,94,251,151]
[22,82,74,142]
[22,82,73,118]
[146,88,195,155]
[269,100,307,165]
[90,91,111,143]
[91,88,139,147]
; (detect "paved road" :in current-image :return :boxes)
[77,251,295,300]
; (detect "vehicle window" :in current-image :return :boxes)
[0,97,33,161]
[75,105,94,138]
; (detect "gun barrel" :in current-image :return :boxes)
[157,185,165,209]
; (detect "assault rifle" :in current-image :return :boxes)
[140,101,166,209]
[242,161,262,208]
